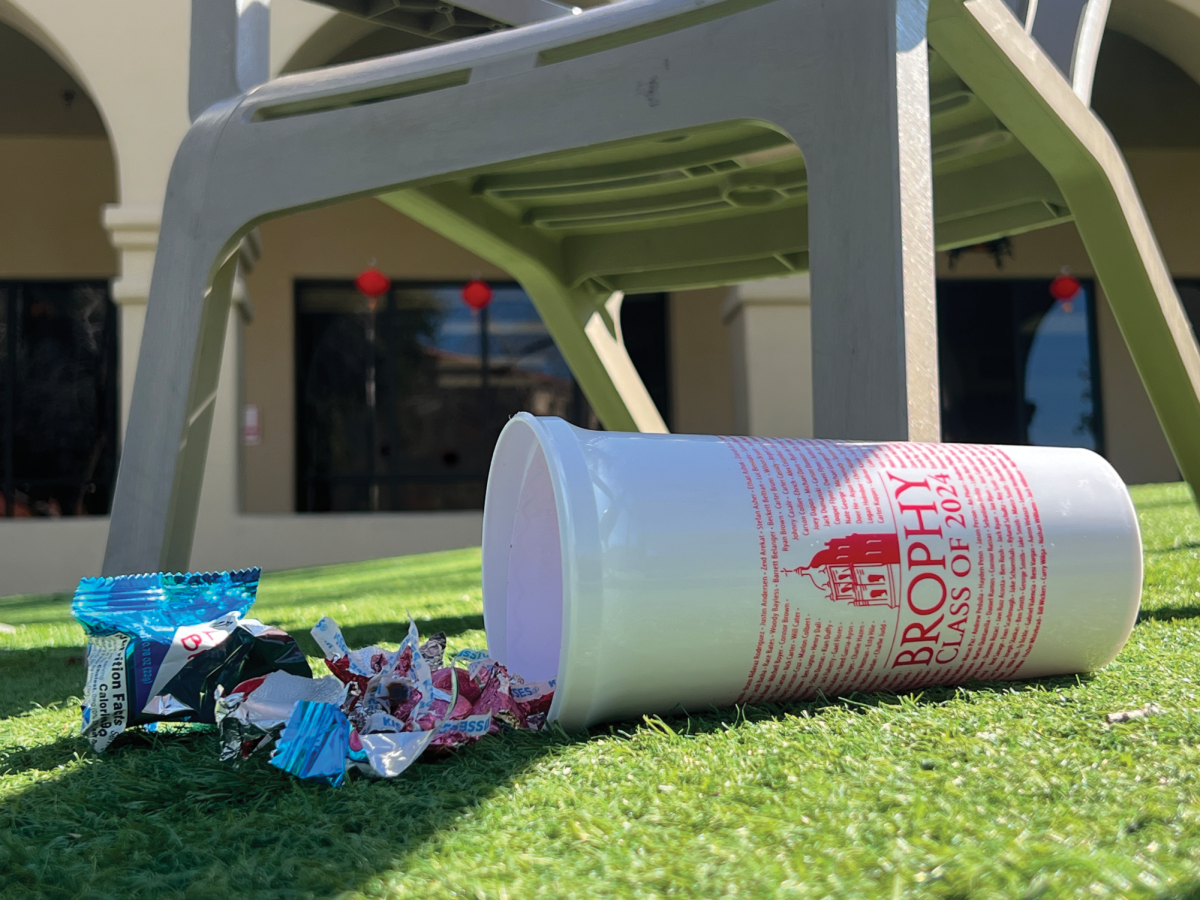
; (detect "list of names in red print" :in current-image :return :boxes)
[722,437,1046,704]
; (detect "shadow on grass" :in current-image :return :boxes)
[1159,883,1200,900]
[1138,606,1200,624]
[1131,496,1196,511]
[289,614,486,659]
[647,671,1098,739]
[1145,541,1200,555]
[0,593,74,634]
[571,672,1099,758]
[0,645,86,720]
[0,733,89,776]
[0,720,564,899]
[0,655,1102,899]
[339,614,485,646]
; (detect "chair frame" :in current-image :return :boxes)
[103,0,1200,576]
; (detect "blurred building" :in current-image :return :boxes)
[0,0,1197,592]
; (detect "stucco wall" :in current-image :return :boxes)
[669,287,735,435]
[0,136,115,277]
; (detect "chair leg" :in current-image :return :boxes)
[798,0,941,442]
[103,240,236,576]
[930,0,1200,501]
[161,255,238,569]
[540,285,668,434]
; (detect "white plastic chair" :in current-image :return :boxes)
[104,0,1200,575]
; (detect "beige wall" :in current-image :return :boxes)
[1095,294,1180,483]
[0,136,115,277]
[270,0,338,75]
[241,197,508,513]
[669,287,735,434]
[1124,150,1200,273]
[3,0,195,449]
[723,276,814,439]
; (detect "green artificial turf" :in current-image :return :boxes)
[4,484,1200,898]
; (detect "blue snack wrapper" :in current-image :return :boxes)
[72,569,311,751]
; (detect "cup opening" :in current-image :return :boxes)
[483,418,564,685]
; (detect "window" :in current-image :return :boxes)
[937,279,1102,452]
[296,282,668,513]
[0,282,119,517]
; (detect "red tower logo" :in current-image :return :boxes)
[785,532,900,608]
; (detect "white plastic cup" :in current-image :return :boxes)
[482,414,1142,731]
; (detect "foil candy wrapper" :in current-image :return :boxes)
[250,617,554,785]
[354,730,437,778]
[71,569,312,751]
[215,670,346,761]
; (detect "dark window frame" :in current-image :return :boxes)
[0,280,119,518]
[293,279,670,513]
[936,278,1105,455]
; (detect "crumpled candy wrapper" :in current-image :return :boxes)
[241,616,554,784]
[214,670,346,761]
[72,569,312,751]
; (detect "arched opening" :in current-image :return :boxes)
[1092,30,1200,150]
[0,19,119,516]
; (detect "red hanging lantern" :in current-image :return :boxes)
[1049,273,1081,302]
[355,266,391,299]
[462,279,493,311]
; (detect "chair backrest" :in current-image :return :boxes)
[189,0,573,123]
[189,0,272,121]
